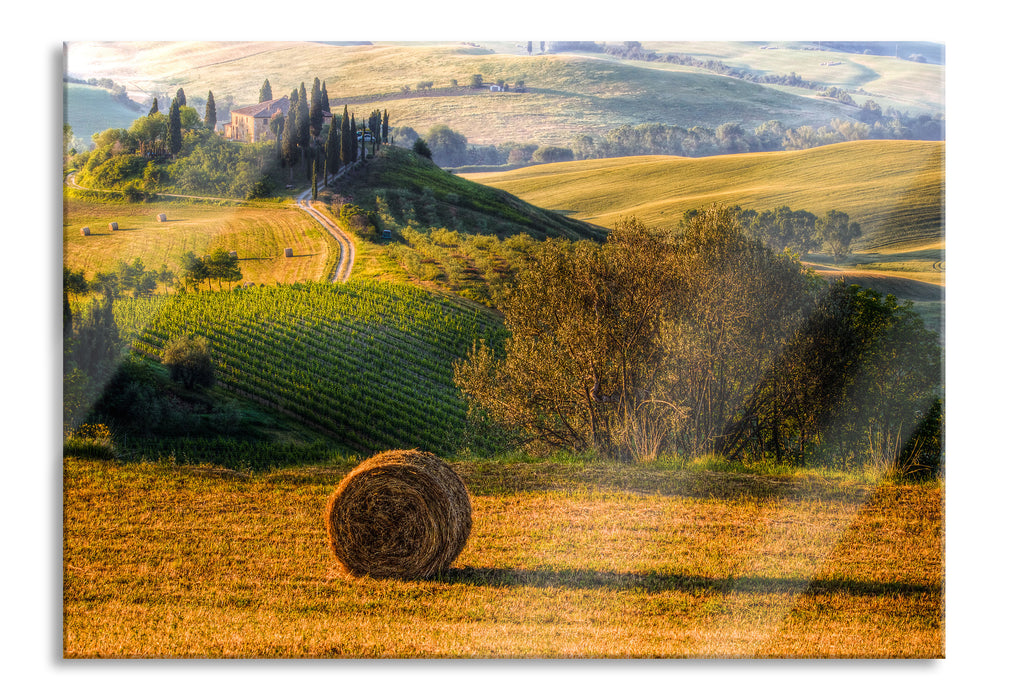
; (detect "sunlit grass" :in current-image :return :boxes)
[64,455,943,658]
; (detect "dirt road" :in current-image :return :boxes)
[295,188,355,283]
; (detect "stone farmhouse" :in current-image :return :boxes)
[224,95,335,143]
[224,96,291,143]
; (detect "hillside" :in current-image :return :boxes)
[334,146,607,242]
[465,140,945,253]
[62,40,942,149]
[101,281,507,467]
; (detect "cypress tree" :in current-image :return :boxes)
[325,114,341,182]
[175,88,186,106]
[310,77,323,140]
[350,114,358,162]
[148,97,159,116]
[297,83,310,155]
[281,106,299,182]
[321,81,330,114]
[259,79,273,103]
[382,109,389,143]
[168,98,182,156]
[204,91,217,131]
[340,105,353,166]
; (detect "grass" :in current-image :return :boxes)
[63,198,339,286]
[63,455,943,657]
[466,140,945,252]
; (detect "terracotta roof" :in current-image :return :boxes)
[231,96,290,119]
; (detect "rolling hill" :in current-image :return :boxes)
[465,139,945,252]
[64,41,942,150]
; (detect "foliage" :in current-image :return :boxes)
[455,209,813,460]
[412,138,432,159]
[63,423,117,460]
[163,334,216,390]
[425,124,468,167]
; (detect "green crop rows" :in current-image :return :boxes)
[120,281,506,455]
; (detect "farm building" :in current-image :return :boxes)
[224,96,291,143]
[225,95,333,143]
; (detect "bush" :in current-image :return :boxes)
[163,334,215,390]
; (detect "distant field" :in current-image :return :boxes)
[63,199,338,286]
[64,40,935,148]
[466,140,945,252]
[64,455,944,658]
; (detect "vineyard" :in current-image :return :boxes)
[118,281,507,461]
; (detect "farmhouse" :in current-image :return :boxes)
[224,96,291,143]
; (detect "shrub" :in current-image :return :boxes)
[163,334,215,390]
[64,423,117,460]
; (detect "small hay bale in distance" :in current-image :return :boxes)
[108,222,118,231]
[80,226,90,236]
[284,247,293,258]
[325,449,472,580]
[157,213,167,222]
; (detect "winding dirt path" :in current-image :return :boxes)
[295,187,355,283]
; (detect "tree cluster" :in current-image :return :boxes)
[455,207,941,468]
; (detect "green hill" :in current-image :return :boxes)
[103,281,507,468]
[335,146,607,242]
[466,140,945,253]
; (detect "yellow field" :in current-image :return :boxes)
[62,199,339,286]
[466,140,945,252]
[63,456,943,658]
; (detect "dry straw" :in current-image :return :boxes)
[324,449,472,580]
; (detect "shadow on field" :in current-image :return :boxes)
[442,565,941,599]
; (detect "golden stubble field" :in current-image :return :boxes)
[63,199,339,286]
[63,457,943,658]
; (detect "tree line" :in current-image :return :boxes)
[455,207,942,472]
[67,78,392,200]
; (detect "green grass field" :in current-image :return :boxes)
[63,455,943,657]
[63,198,339,286]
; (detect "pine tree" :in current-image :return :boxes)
[148,97,159,116]
[168,98,182,156]
[204,91,217,131]
[259,78,273,103]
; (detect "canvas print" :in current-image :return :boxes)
[62,40,944,658]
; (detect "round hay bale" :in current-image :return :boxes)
[325,449,471,580]
[157,213,167,222]
[108,222,118,231]
[80,227,90,236]
[284,247,293,258]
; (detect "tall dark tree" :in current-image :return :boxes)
[382,109,389,143]
[325,113,341,182]
[296,83,311,154]
[148,97,159,116]
[310,77,324,140]
[350,114,358,162]
[321,81,330,113]
[259,78,273,103]
[175,87,186,106]
[340,105,353,166]
[168,98,183,156]
[280,106,299,182]
[204,91,217,131]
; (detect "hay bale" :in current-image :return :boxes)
[80,227,90,236]
[325,449,471,580]
[284,247,293,258]
[157,213,167,222]
[108,222,118,231]
[229,251,238,259]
